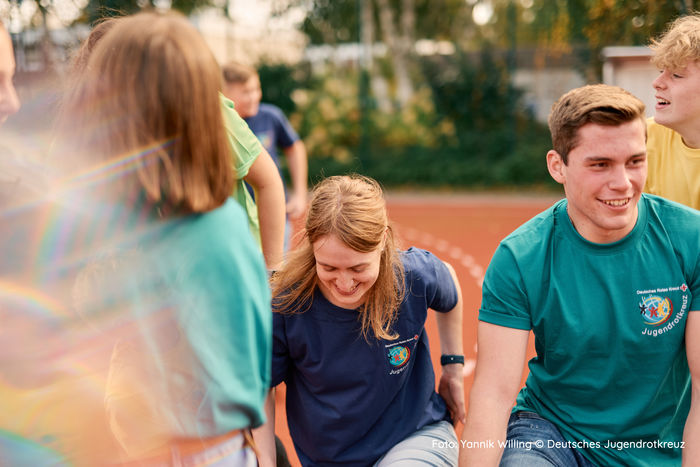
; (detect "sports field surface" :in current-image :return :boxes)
[275,192,561,465]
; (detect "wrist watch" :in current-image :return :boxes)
[440,354,465,366]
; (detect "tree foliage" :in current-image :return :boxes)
[299,0,476,45]
[483,0,689,79]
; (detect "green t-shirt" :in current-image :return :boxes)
[480,194,700,466]
[220,94,263,246]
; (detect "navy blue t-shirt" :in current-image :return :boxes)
[244,103,299,201]
[271,248,458,466]
[243,103,299,171]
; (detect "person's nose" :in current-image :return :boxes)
[336,273,355,291]
[652,71,668,91]
[608,164,633,192]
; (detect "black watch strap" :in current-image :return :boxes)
[440,354,465,366]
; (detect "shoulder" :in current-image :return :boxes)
[647,117,671,135]
[258,103,286,118]
[179,199,254,251]
[400,248,453,289]
[642,194,700,228]
[400,247,444,274]
[173,200,267,288]
[481,201,564,280]
[219,94,242,128]
[400,247,458,311]
[498,201,562,251]
[641,195,700,281]
[646,118,677,146]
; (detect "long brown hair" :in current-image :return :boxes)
[272,175,405,341]
[56,11,233,215]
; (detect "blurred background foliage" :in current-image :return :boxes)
[258,45,554,188]
[3,0,696,189]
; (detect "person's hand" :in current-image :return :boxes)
[285,193,307,220]
[438,363,466,425]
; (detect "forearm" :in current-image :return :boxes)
[255,183,286,269]
[252,389,277,467]
[683,386,699,466]
[460,383,514,466]
[245,149,285,269]
[436,262,463,356]
[435,261,466,424]
[683,311,700,466]
[285,141,308,199]
[460,322,529,466]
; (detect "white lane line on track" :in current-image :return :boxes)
[393,221,486,290]
[393,221,485,380]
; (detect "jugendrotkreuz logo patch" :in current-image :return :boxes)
[387,346,410,367]
[639,295,673,326]
[637,284,689,337]
[385,334,419,375]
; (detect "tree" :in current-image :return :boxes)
[299,0,475,45]
[483,0,688,80]
[295,0,478,107]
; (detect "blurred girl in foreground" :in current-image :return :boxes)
[55,11,270,465]
[254,175,465,466]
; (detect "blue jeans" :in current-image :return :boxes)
[500,411,597,467]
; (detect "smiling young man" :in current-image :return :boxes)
[646,13,700,210]
[460,84,700,466]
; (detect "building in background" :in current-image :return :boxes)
[602,46,656,117]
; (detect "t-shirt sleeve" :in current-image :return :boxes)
[405,248,458,312]
[270,311,290,387]
[270,105,299,149]
[220,94,263,178]
[479,244,532,330]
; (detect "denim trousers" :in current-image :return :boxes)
[500,411,597,467]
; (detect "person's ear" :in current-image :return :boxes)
[546,150,566,185]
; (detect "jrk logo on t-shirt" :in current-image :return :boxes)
[385,335,419,375]
[637,283,689,337]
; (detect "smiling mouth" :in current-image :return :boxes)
[601,198,630,207]
[656,97,670,106]
[336,283,359,296]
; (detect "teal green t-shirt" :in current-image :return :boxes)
[480,194,700,466]
[102,198,272,454]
